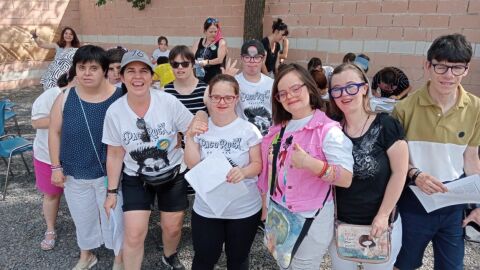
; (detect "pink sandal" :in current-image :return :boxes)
[40,231,56,251]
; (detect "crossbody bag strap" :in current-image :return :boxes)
[269,126,286,196]
[76,90,105,175]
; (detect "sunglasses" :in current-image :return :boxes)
[206,17,218,24]
[136,118,151,142]
[170,61,190,69]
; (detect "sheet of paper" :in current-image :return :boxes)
[109,200,124,256]
[410,174,480,213]
[185,153,249,216]
[369,97,397,113]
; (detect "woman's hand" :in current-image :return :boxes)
[226,167,245,183]
[186,116,208,138]
[370,214,390,238]
[51,170,65,188]
[104,194,117,219]
[290,143,310,169]
[221,58,239,76]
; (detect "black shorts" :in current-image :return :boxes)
[122,171,188,212]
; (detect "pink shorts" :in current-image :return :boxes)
[34,158,63,195]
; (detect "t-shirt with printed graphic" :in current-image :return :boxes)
[102,89,193,176]
[336,113,405,225]
[235,73,274,136]
[193,117,263,219]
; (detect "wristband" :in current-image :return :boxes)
[318,162,329,178]
[107,188,118,194]
[410,169,422,185]
[407,167,418,178]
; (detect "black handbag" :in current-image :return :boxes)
[140,165,180,186]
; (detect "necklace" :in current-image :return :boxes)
[345,114,371,137]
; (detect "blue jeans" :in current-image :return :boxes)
[394,210,464,270]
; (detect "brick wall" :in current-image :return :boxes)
[2,0,479,95]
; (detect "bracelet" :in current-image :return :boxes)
[318,162,329,178]
[51,167,63,172]
[411,169,422,184]
[50,164,62,169]
[107,188,118,194]
[207,59,209,65]
[107,193,117,197]
[407,167,418,178]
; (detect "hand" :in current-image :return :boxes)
[31,29,38,39]
[389,95,399,100]
[290,143,309,169]
[104,195,117,219]
[186,118,208,138]
[373,90,381,97]
[463,208,480,227]
[221,58,239,76]
[414,172,448,195]
[370,214,390,238]
[51,170,65,188]
[226,167,245,183]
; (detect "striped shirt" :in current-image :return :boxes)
[164,81,207,114]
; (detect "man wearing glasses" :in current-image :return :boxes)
[393,34,480,270]
[235,39,274,136]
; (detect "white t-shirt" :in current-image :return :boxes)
[31,86,62,163]
[102,89,193,176]
[152,48,170,62]
[235,73,274,136]
[193,117,263,219]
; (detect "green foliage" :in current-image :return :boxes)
[95,0,151,10]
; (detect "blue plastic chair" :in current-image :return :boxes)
[0,102,32,200]
[3,100,21,135]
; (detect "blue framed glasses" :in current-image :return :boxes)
[329,82,366,99]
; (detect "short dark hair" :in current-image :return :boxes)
[72,45,109,78]
[106,46,127,64]
[427,33,472,64]
[203,17,219,32]
[157,56,169,65]
[342,52,356,63]
[208,74,239,96]
[379,67,397,86]
[272,18,288,33]
[157,36,168,45]
[307,57,323,72]
[271,63,324,125]
[57,27,80,48]
[169,45,195,66]
[57,65,76,88]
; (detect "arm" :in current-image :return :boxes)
[31,117,50,129]
[48,94,65,187]
[463,146,480,176]
[204,39,227,66]
[279,38,289,62]
[31,30,58,50]
[183,116,208,169]
[104,145,126,217]
[227,144,262,183]
[390,85,412,100]
[191,39,199,57]
[261,62,269,75]
[464,208,480,226]
[370,140,408,237]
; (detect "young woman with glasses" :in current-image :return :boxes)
[258,63,354,269]
[326,63,408,270]
[102,50,193,270]
[192,17,228,83]
[184,74,263,270]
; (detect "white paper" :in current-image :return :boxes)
[410,174,480,213]
[109,205,124,256]
[185,153,249,216]
[369,97,397,113]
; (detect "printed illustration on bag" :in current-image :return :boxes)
[130,146,170,174]
[336,225,389,261]
[244,106,272,135]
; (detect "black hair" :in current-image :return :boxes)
[169,45,195,66]
[342,52,356,63]
[203,17,219,32]
[157,56,169,65]
[379,67,397,86]
[272,18,288,33]
[157,36,168,45]
[106,46,127,64]
[57,27,80,48]
[72,45,109,78]
[307,57,323,72]
[427,33,472,64]
[56,65,76,88]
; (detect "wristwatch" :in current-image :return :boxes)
[107,188,118,194]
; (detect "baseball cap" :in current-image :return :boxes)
[121,49,154,70]
[241,39,266,56]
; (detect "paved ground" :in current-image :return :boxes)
[0,86,478,269]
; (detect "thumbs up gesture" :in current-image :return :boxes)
[290,143,309,169]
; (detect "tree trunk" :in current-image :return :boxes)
[243,0,266,42]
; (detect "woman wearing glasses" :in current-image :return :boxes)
[258,64,354,269]
[103,50,193,270]
[192,17,228,83]
[326,63,408,270]
[185,74,263,270]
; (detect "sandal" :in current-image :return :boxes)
[40,231,56,251]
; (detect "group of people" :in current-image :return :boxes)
[29,17,480,270]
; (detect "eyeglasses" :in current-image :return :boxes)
[136,118,151,142]
[430,62,468,76]
[209,95,237,104]
[275,84,305,102]
[170,61,190,69]
[241,55,264,63]
[206,18,218,24]
[330,82,366,99]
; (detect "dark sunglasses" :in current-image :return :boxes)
[206,17,218,24]
[170,61,191,69]
[136,118,151,142]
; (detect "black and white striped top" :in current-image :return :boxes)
[163,81,208,114]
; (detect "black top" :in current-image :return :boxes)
[336,113,405,225]
[261,37,280,73]
[195,38,224,83]
[371,67,410,99]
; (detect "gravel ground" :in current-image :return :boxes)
[0,86,478,270]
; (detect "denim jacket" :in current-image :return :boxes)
[258,109,341,213]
